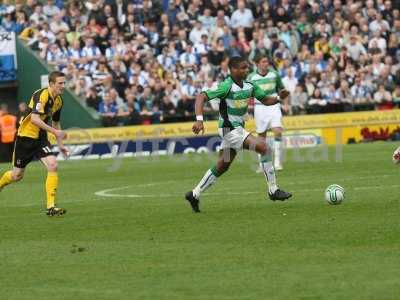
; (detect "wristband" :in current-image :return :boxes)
[196,115,204,121]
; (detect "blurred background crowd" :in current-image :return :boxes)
[1,0,400,126]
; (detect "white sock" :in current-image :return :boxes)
[261,160,278,194]
[193,169,217,199]
[274,139,282,167]
[258,153,262,169]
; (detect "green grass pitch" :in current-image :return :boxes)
[1,142,399,300]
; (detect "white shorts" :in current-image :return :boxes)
[254,103,283,133]
[218,127,251,150]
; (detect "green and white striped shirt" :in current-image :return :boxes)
[247,68,284,105]
[204,76,267,129]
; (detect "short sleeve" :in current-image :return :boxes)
[204,80,231,101]
[253,83,268,101]
[31,90,48,115]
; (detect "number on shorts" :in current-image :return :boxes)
[42,146,51,153]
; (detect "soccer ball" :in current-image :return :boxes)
[325,184,345,205]
[392,146,400,165]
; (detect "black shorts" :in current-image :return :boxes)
[13,136,54,168]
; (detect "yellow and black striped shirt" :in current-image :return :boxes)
[18,88,63,140]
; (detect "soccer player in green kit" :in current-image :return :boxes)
[185,56,292,213]
[248,54,290,171]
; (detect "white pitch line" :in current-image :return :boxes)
[1,175,397,208]
[93,184,400,199]
[92,173,395,199]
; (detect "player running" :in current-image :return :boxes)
[248,54,290,171]
[185,56,292,213]
[0,71,69,216]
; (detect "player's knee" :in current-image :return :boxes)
[47,162,58,172]
[258,142,268,155]
[12,172,24,182]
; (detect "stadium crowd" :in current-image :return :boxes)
[0,0,400,126]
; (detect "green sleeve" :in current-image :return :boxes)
[247,71,255,82]
[253,83,268,101]
[204,80,231,101]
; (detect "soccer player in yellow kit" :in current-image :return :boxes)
[0,71,69,216]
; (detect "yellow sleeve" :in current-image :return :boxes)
[30,89,49,115]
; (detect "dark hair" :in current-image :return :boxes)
[253,53,269,63]
[49,71,65,84]
[228,56,247,69]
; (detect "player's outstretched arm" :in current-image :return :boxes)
[279,89,290,99]
[253,83,280,106]
[192,93,206,135]
[53,121,69,157]
[279,89,290,113]
[31,113,66,140]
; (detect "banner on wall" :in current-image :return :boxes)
[0,31,17,81]
[57,110,400,145]
[52,130,322,160]
[322,124,400,145]
[281,109,400,130]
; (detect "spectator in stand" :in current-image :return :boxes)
[369,13,390,34]
[43,0,60,19]
[307,88,327,114]
[189,20,207,45]
[199,8,215,31]
[98,91,118,127]
[86,87,101,110]
[368,30,387,54]
[1,12,17,32]
[346,35,367,61]
[8,0,398,126]
[351,76,373,110]
[282,68,298,97]
[81,37,102,71]
[208,39,226,67]
[179,43,197,71]
[161,95,177,123]
[234,29,251,56]
[336,80,353,112]
[273,41,292,68]
[231,0,254,39]
[194,34,210,56]
[49,12,69,35]
[290,84,308,115]
[22,0,36,18]
[374,84,393,110]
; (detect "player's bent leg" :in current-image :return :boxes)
[41,155,66,216]
[11,168,25,181]
[185,149,237,213]
[272,127,283,171]
[243,135,292,201]
[0,167,24,191]
[256,132,267,173]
